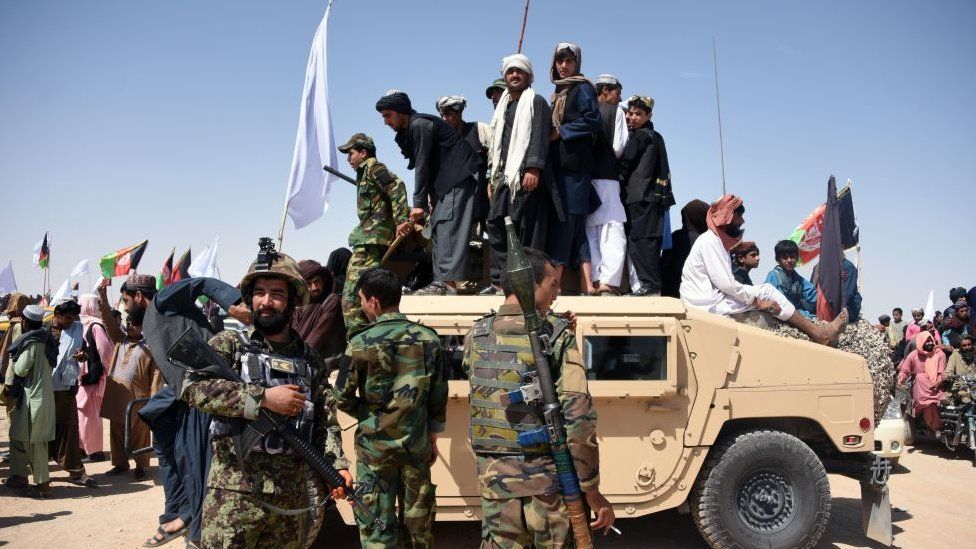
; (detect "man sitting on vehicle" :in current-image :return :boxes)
[679,194,847,346]
[946,334,976,378]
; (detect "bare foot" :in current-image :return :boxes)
[823,308,849,346]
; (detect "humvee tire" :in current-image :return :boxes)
[690,430,831,549]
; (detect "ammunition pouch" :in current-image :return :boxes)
[210,331,315,455]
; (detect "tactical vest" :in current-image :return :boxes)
[468,315,569,456]
[210,331,315,455]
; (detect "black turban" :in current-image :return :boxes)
[375,92,413,114]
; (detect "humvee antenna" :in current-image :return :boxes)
[713,35,727,195]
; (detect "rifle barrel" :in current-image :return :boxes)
[322,164,357,186]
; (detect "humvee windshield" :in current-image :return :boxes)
[438,333,670,382]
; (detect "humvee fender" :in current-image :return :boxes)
[332,296,891,548]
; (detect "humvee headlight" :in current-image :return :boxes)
[890,441,900,451]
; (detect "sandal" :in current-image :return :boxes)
[144,525,188,547]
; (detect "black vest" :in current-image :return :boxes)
[592,102,620,180]
[550,82,597,174]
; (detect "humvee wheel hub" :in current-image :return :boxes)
[736,469,796,533]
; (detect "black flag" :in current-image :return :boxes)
[837,185,859,249]
[816,176,845,321]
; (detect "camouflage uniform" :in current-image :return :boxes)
[463,304,600,549]
[337,312,447,548]
[342,157,410,335]
[182,327,348,549]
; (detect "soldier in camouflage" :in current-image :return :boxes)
[182,247,352,548]
[339,133,411,335]
[337,268,447,548]
[463,247,615,548]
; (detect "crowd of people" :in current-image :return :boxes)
[0,41,935,549]
[875,288,976,435]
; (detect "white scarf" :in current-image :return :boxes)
[489,87,536,201]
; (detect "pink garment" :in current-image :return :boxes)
[897,332,947,415]
[77,293,113,454]
[905,323,921,342]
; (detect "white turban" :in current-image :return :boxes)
[501,54,533,77]
[436,95,467,113]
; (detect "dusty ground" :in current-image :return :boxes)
[0,418,973,548]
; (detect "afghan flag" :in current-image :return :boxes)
[100,240,148,278]
[172,248,191,283]
[33,233,50,269]
[158,249,175,290]
[789,182,859,265]
[816,176,845,321]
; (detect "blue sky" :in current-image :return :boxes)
[2,0,974,317]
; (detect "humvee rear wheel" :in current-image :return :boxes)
[690,430,830,549]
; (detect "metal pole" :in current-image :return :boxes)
[277,197,290,252]
[517,0,531,53]
[713,35,728,195]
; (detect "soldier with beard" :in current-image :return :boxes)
[292,259,345,356]
[182,245,351,548]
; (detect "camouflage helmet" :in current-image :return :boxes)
[239,243,310,307]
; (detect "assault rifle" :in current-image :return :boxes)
[166,328,388,532]
[503,217,593,549]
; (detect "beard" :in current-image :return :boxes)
[922,343,935,352]
[308,289,325,305]
[254,306,292,335]
[961,349,975,363]
[722,224,744,239]
[128,305,146,325]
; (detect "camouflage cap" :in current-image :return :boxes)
[485,77,506,99]
[337,133,376,154]
[121,273,157,294]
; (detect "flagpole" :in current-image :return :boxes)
[277,197,291,252]
[517,0,531,53]
[712,35,728,195]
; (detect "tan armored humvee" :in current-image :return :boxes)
[333,295,892,548]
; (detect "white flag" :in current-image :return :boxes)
[923,290,935,322]
[51,277,71,302]
[283,2,339,230]
[70,259,90,277]
[0,260,17,295]
[188,236,220,278]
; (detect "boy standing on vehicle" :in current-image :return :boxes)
[338,133,411,335]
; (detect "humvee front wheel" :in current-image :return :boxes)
[690,430,830,549]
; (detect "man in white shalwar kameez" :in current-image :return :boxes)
[586,74,629,294]
[680,195,847,346]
